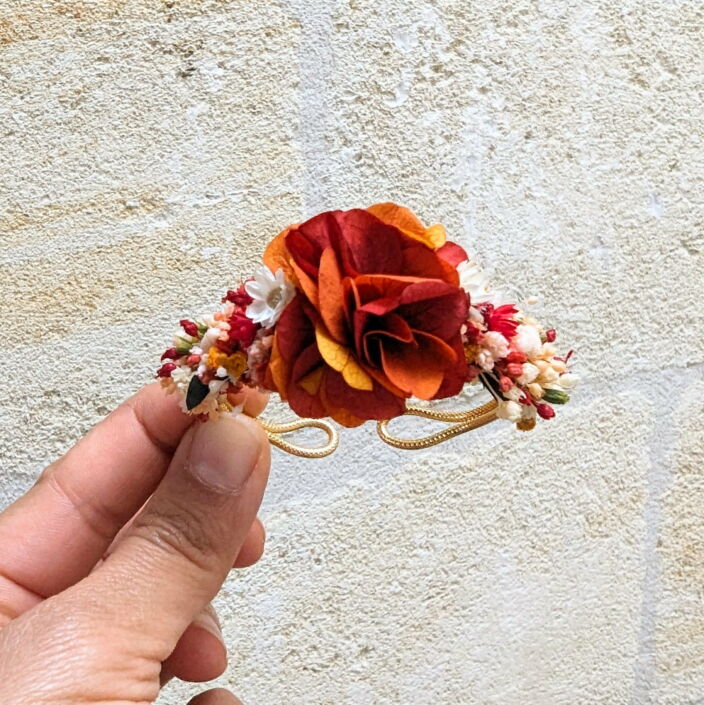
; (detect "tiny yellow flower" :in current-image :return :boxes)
[208,348,248,379]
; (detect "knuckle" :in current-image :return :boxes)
[130,500,221,574]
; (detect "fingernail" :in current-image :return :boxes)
[195,610,224,644]
[188,415,264,492]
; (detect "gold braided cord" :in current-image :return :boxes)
[259,418,340,458]
[376,400,498,450]
[260,400,498,457]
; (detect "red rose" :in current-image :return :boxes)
[263,204,469,426]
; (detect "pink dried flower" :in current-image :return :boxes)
[186,354,201,367]
[499,376,513,393]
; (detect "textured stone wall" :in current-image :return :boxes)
[1,1,703,703]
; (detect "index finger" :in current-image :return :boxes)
[0,382,268,608]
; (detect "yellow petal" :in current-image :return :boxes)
[315,325,373,391]
[423,223,447,249]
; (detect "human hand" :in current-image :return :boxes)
[0,383,271,705]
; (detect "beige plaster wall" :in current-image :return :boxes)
[1,1,703,703]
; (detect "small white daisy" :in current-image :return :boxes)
[245,266,295,328]
[457,259,493,303]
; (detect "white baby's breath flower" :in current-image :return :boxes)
[517,362,540,385]
[538,366,559,384]
[171,365,194,394]
[170,365,195,411]
[476,331,510,371]
[513,324,543,358]
[245,266,295,328]
[482,331,509,358]
[504,386,523,402]
[199,327,222,353]
[557,372,579,389]
[496,400,522,422]
[189,378,229,420]
[476,349,496,372]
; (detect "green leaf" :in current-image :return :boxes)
[543,388,570,405]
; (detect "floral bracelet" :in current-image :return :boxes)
[157,203,577,457]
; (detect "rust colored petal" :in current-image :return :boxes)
[363,313,414,345]
[380,331,458,400]
[323,368,407,421]
[338,209,406,275]
[275,295,314,361]
[436,241,468,267]
[320,383,367,427]
[398,286,468,341]
[431,336,468,400]
[286,226,324,279]
[400,242,459,284]
[286,343,327,418]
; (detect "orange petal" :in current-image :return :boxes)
[266,334,289,398]
[263,226,297,283]
[328,407,365,427]
[367,202,446,249]
[315,325,373,391]
[380,332,457,400]
[364,363,407,398]
[318,247,347,342]
[290,259,320,309]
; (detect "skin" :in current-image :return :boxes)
[0,382,271,705]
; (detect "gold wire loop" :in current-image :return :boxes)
[259,418,340,458]
[260,401,497,457]
[376,400,498,450]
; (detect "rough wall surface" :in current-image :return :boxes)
[1,1,703,703]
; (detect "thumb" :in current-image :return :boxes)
[86,413,269,653]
